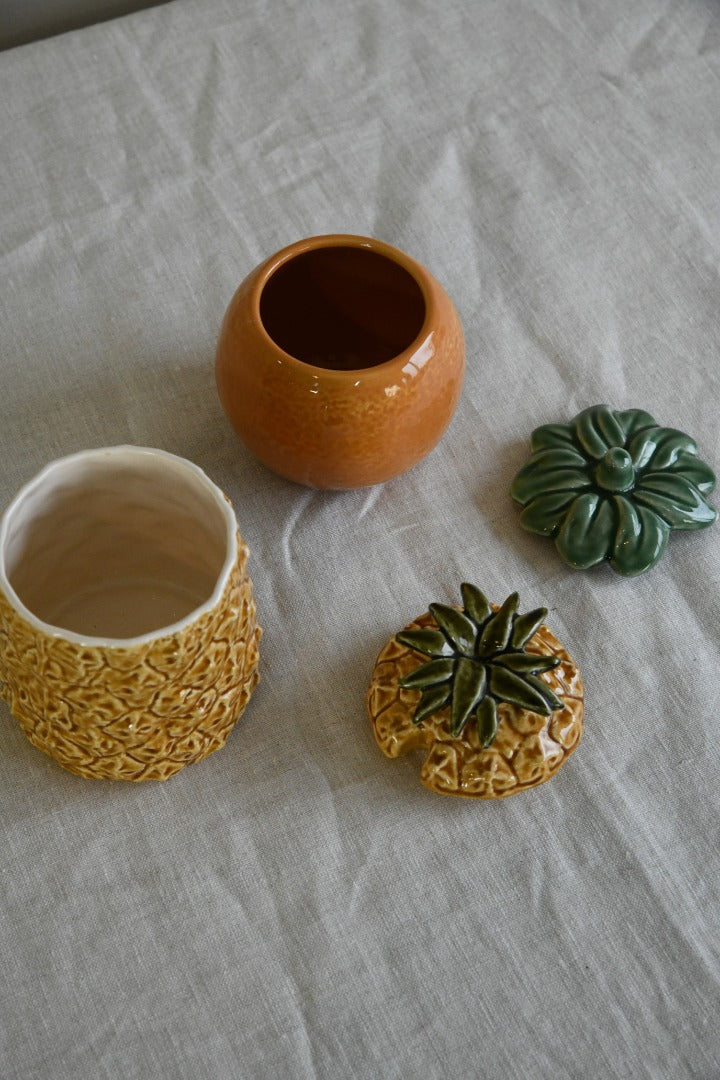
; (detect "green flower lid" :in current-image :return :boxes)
[510,405,717,576]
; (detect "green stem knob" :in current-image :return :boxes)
[594,448,635,492]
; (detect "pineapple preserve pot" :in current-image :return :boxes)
[216,234,465,488]
[0,447,260,781]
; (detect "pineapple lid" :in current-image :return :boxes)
[367,586,583,799]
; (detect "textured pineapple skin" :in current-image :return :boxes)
[0,535,260,781]
[367,611,583,798]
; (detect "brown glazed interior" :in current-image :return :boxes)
[259,246,426,370]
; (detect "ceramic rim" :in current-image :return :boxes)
[249,233,439,381]
[0,446,238,649]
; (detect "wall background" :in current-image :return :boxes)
[1,0,164,49]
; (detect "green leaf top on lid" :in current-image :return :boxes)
[396,585,562,746]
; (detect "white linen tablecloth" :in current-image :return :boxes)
[1,1,719,1077]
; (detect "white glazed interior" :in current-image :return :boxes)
[0,447,237,645]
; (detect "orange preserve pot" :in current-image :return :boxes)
[215,234,465,489]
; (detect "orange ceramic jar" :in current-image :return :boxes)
[215,235,465,489]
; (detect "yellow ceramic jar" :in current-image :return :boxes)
[0,447,260,780]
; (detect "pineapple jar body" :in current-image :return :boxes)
[216,234,465,489]
[0,447,260,781]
